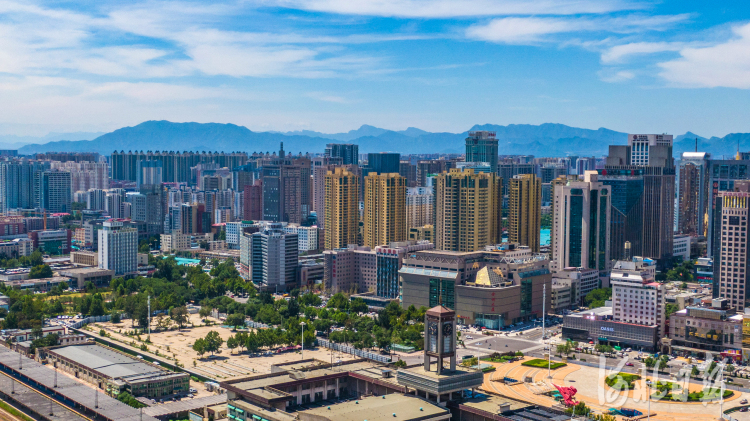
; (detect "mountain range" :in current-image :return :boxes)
[13,120,750,158]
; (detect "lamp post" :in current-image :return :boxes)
[719,363,726,420]
[645,379,652,421]
[300,322,306,360]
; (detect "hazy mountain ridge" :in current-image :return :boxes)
[15,120,750,158]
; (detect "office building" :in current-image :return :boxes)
[628,133,673,166]
[405,186,434,229]
[673,234,691,262]
[550,277,577,314]
[508,174,541,252]
[552,267,599,307]
[712,188,750,311]
[669,299,743,358]
[98,220,137,276]
[283,224,319,252]
[465,131,498,173]
[139,184,167,236]
[324,167,360,250]
[399,160,417,187]
[597,170,644,261]
[678,152,711,236]
[38,170,72,213]
[160,231,191,253]
[498,159,534,197]
[126,193,147,223]
[180,203,198,234]
[225,221,254,250]
[434,168,501,252]
[86,188,107,211]
[363,173,407,248]
[562,307,659,351]
[136,160,163,188]
[611,257,665,336]
[399,247,551,328]
[375,241,434,299]
[706,157,750,259]
[324,143,358,165]
[323,245,376,293]
[365,152,400,175]
[551,171,611,273]
[242,180,262,221]
[260,149,311,225]
[248,223,298,292]
[28,229,71,255]
[541,163,567,183]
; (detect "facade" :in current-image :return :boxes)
[551,267,599,306]
[324,167,359,250]
[110,150,247,183]
[399,160,417,187]
[365,152,400,175]
[562,307,659,351]
[283,224,319,252]
[434,168,501,252]
[399,247,551,328]
[51,161,109,199]
[98,220,137,276]
[160,231,191,252]
[225,221,254,249]
[628,133,674,166]
[363,173,407,248]
[242,179,263,221]
[551,171,611,274]
[611,257,665,337]
[678,152,711,236]
[39,170,72,213]
[260,152,312,225]
[550,277,577,314]
[498,160,534,197]
[673,234,691,262]
[0,160,46,212]
[375,241,434,299]
[28,229,71,255]
[508,174,541,252]
[712,189,750,311]
[135,160,162,188]
[43,343,188,398]
[669,299,743,358]
[0,238,33,258]
[249,223,298,292]
[465,131,498,173]
[408,225,433,243]
[405,186,434,229]
[706,158,750,259]
[597,170,644,261]
[324,143,358,165]
[71,250,98,266]
[323,245,376,293]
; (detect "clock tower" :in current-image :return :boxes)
[423,305,456,374]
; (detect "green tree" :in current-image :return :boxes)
[226,335,238,353]
[584,288,612,308]
[171,306,189,330]
[203,330,224,356]
[226,313,246,330]
[28,264,52,279]
[199,306,211,320]
[193,338,207,357]
[665,303,679,318]
[350,298,368,314]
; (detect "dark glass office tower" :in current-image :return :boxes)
[465,131,499,173]
[365,152,400,176]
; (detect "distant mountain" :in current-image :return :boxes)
[0,131,104,150]
[15,120,750,158]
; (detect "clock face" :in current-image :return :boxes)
[443,322,453,336]
[428,322,438,336]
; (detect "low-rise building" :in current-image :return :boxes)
[408,225,433,243]
[562,306,660,351]
[551,267,599,306]
[695,257,713,284]
[42,343,189,398]
[58,267,115,289]
[4,276,71,292]
[611,256,666,337]
[160,231,191,252]
[71,250,98,266]
[28,229,72,255]
[550,278,575,314]
[673,234,691,263]
[668,298,743,360]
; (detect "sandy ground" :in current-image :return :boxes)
[90,313,356,382]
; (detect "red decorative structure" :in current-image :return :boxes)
[553,384,579,406]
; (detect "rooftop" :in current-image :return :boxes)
[48,344,183,381]
[298,394,448,421]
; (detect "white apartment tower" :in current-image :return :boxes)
[627,134,673,166]
[98,220,137,276]
[611,257,665,336]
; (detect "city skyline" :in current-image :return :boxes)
[1,1,750,138]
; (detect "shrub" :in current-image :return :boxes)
[604,373,641,391]
[522,359,566,369]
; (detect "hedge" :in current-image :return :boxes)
[522,359,566,369]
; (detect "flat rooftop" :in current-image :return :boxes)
[298,393,448,421]
[567,307,613,317]
[49,344,184,381]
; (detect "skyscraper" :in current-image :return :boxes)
[678,152,711,236]
[243,179,263,221]
[38,170,72,213]
[249,223,298,292]
[136,160,163,188]
[324,167,360,250]
[465,131,498,173]
[363,173,407,248]
[598,170,644,261]
[551,171,611,273]
[324,143,358,165]
[705,157,750,259]
[98,220,137,276]
[365,152,400,176]
[0,160,45,212]
[712,186,750,311]
[406,186,434,229]
[260,154,311,224]
[434,168,501,252]
[508,174,541,252]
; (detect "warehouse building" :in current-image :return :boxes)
[42,343,189,399]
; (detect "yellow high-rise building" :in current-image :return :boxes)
[363,173,407,248]
[324,167,359,250]
[509,173,542,252]
[434,168,501,252]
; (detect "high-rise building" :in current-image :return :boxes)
[541,163,567,183]
[416,159,458,187]
[705,157,750,259]
[243,180,263,221]
[126,193,147,223]
[375,241,434,299]
[604,134,675,267]
[136,160,162,188]
[249,223,298,292]
[140,184,167,236]
[508,174,541,252]
[611,257,665,337]
[98,220,137,276]
[260,153,311,224]
[105,192,122,219]
[311,158,346,228]
[51,161,109,199]
[324,167,360,250]
[406,187,434,229]
[324,143,358,165]
[363,173,407,248]
[712,186,750,311]
[110,151,247,183]
[399,161,417,187]
[323,245,376,294]
[434,168,501,252]
[38,170,72,213]
[551,171,611,273]
[597,170,644,261]
[365,152,400,176]
[678,152,711,237]
[465,131,498,173]
[498,159,535,198]
[0,160,46,212]
[180,203,198,234]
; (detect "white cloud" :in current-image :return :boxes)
[306,92,351,103]
[598,69,635,83]
[658,23,750,89]
[268,0,638,18]
[601,42,684,64]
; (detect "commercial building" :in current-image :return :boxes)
[597,169,644,261]
[283,224,319,252]
[71,250,98,266]
[550,278,576,314]
[465,131,498,173]
[363,173,407,248]
[706,157,750,259]
[364,152,400,175]
[323,245,376,294]
[405,186,433,229]
[399,247,551,328]
[695,257,713,284]
[562,306,659,351]
[0,238,33,258]
[408,225,433,243]
[712,188,750,311]
[324,167,359,250]
[260,148,312,225]
[668,299,743,359]
[98,220,138,276]
[375,241,434,299]
[678,152,711,236]
[324,143,358,165]
[551,267,599,308]
[673,234,691,262]
[611,257,665,337]
[28,229,72,255]
[38,169,72,213]
[551,171,611,274]
[249,223,298,292]
[434,168,501,252]
[43,343,189,399]
[242,179,263,221]
[58,267,115,289]
[160,231,191,252]
[508,174,541,252]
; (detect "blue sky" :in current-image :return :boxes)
[1,0,750,138]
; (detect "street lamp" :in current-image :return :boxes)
[645,379,652,421]
[719,363,726,420]
[300,322,306,360]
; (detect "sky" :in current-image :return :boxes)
[1,0,750,138]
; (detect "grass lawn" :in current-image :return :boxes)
[655,388,733,402]
[522,359,566,369]
[605,372,641,391]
